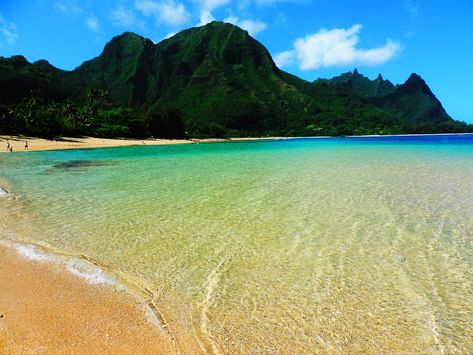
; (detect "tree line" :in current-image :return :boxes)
[0,89,186,139]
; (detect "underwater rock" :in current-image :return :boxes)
[52,160,109,170]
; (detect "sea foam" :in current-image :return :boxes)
[12,242,123,289]
[0,187,8,196]
[66,259,124,289]
[15,244,59,262]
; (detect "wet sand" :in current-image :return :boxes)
[0,245,179,354]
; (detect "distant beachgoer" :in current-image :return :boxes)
[25,141,29,150]
[9,146,13,153]
[6,142,10,151]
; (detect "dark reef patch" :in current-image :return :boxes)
[51,160,110,170]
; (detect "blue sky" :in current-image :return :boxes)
[0,0,472,122]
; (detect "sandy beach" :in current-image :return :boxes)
[0,135,298,153]
[0,185,197,353]
[2,133,470,154]
[0,244,184,353]
[0,135,194,153]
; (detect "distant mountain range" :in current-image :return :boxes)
[0,21,471,138]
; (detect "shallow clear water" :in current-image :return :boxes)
[1,136,472,352]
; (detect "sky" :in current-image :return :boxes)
[0,0,472,122]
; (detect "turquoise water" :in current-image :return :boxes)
[1,136,472,352]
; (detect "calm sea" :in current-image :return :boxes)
[1,135,472,352]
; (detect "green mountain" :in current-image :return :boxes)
[0,21,471,138]
[0,55,75,104]
[317,69,396,97]
[375,73,451,123]
[318,69,465,133]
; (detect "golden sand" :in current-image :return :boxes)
[0,135,194,153]
[0,135,298,153]
[0,245,180,354]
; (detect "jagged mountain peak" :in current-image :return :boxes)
[406,72,421,81]
[399,73,434,96]
[319,69,396,97]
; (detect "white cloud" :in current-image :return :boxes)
[276,24,401,70]
[223,15,267,36]
[55,0,83,15]
[0,14,18,44]
[135,0,190,27]
[112,5,143,28]
[85,16,99,32]
[274,50,294,67]
[198,10,215,26]
[195,0,229,26]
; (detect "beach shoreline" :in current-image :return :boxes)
[0,135,193,153]
[0,240,196,353]
[2,133,472,153]
[0,135,297,153]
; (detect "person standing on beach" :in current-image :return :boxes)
[9,146,13,153]
[25,141,29,150]
[6,142,10,152]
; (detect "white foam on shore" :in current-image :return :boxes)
[15,244,60,262]
[0,187,8,196]
[9,242,123,289]
[66,259,124,289]
[1,240,166,332]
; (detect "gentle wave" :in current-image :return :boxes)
[66,258,125,288]
[0,240,168,332]
[16,244,59,262]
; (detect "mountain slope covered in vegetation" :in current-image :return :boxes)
[0,21,470,138]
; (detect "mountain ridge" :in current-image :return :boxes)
[0,21,471,138]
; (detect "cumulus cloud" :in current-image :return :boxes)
[194,0,230,27]
[112,5,143,28]
[275,24,401,70]
[274,50,294,67]
[85,16,100,32]
[198,10,215,26]
[0,14,18,44]
[135,0,190,27]
[224,15,267,36]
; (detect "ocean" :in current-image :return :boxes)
[1,135,472,352]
